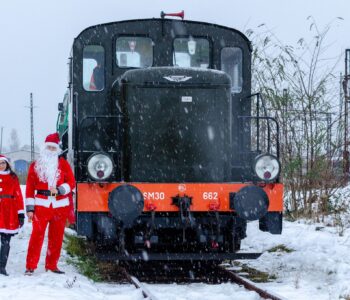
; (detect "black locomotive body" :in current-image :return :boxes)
[57,17,283,261]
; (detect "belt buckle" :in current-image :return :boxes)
[50,192,57,197]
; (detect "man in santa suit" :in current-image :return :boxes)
[25,133,75,275]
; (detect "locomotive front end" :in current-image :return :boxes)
[79,66,282,260]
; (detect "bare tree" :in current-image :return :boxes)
[8,128,20,152]
[248,18,343,218]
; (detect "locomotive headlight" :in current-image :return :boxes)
[254,154,280,182]
[87,153,114,180]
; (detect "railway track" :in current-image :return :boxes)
[118,262,286,300]
[119,266,159,299]
[215,265,286,300]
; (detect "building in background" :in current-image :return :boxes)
[4,149,39,183]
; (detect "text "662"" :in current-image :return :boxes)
[202,192,218,200]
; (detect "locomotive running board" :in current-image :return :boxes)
[95,252,262,261]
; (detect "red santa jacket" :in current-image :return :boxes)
[0,171,24,234]
[26,157,76,209]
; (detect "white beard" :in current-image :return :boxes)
[34,148,60,187]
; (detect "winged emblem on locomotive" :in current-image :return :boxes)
[163,75,192,82]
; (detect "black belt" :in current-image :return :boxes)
[36,190,58,197]
[0,194,14,199]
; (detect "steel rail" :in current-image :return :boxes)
[122,267,160,300]
[216,266,287,300]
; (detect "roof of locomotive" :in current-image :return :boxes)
[74,18,252,51]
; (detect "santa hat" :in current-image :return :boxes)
[0,155,9,163]
[45,133,60,148]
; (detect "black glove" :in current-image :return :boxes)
[18,213,25,227]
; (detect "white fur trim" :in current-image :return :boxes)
[0,170,10,175]
[34,197,69,208]
[45,142,59,148]
[17,210,25,214]
[52,197,69,208]
[26,198,35,206]
[59,183,71,195]
[0,228,19,234]
[34,198,50,207]
[0,157,8,162]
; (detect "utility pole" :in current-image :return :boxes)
[337,73,343,153]
[0,127,3,153]
[30,93,34,162]
[343,49,350,177]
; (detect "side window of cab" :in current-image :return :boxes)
[83,45,105,91]
[221,47,243,93]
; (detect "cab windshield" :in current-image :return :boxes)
[173,37,210,68]
[116,37,153,68]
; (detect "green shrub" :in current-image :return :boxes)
[268,244,294,253]
[64,234,103,282]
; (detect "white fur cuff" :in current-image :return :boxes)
[26,198,35,206]
[58,183,71,195]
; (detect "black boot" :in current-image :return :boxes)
[0,234,11,276]
[0,268,8,276]
[24,269,34,276]
[46,268,65,274]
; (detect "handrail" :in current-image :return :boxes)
[238,115,280,158]
[259,93,272,153]
[244,92,274,155]
[73,92,79,162]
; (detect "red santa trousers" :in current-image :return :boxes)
[26,205,68,270]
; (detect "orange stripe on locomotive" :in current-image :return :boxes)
[77,183,283,212]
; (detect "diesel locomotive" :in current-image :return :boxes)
[57,12,283,261]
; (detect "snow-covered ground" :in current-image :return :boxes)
[1,222,260,300]
[1,186,348,299]
[1,218,349,300]
[242,220,350,300]
[2,224,143,300]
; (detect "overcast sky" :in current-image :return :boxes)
[0,0,349,150]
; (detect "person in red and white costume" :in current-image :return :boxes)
[0,155,24,276]
[25,133,75,275]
